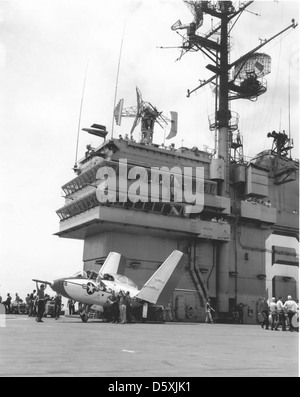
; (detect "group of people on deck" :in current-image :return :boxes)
[258,295,299,332]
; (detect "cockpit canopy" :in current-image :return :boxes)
[73,270,88,279]
[103,273,138,290]
[72,271,138,290]
[73,270,99,280]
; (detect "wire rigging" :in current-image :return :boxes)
[74,62,89,168]
[111,22,127,139]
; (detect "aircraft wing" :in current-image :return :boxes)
[99,252,126,276]
[32,279,53,287]
[135,250,185,307]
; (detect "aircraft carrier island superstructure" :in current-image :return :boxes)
[55,1,299,323]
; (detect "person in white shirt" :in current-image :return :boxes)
[276,297,286,331]
[205,300,215,324]
[269,297,279,331]
[283,295,297,332]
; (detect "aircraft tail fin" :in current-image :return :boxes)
[135,250,185,306]
[99,252,126,276]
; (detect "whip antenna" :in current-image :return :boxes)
[111,23,126,139]
[74,62,89,169]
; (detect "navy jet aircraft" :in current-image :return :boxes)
[33,250,185,322]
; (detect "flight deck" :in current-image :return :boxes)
[0,315,298,377]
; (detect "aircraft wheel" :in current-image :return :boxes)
[81,314,89,323]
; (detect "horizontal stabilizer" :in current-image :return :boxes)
[135,250,185,306]
[99,252,126,276]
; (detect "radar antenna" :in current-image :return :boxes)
[114,87,178,144]
[171,1,204,32]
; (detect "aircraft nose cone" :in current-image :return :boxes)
[52,278,69,298]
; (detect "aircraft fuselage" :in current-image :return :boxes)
[51,276,140,310]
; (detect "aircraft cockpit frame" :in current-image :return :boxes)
[73,270,88,279]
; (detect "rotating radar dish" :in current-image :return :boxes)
[234,53,271,81]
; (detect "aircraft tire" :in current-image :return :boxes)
[81,314,89,323]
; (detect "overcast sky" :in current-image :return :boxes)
[0,0,299,300]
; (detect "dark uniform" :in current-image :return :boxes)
[237,303,244,324]
[109,292,120,323]
[3,294,12,314]
[28,291,36,317]
[125,292,132,323]
[259,298,269,330]
[36,284,46,322]
[54,294,62,320]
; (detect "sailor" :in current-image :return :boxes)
[237,303,244,324]
[28,290,37,317]
[276,297,286,331]
[283,295,298,332]
[67,299,75,316]
[54,293,62,320]
[3,293,12,314]
[14,293,20,311]
[269,298,279,331]
[108,291,119,323]
[164,302,173,322]
[35,282,47,323]
[25,294,30,315]
[119,291,127,324]
[205,299,214,324]
[258,297,269,330]
[125,291,132,323]
[264,200,271,207]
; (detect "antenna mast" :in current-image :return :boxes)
[169,0,298,316]
[288,60,292,158]
[111,24,126,139]
[74,62,89,169]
